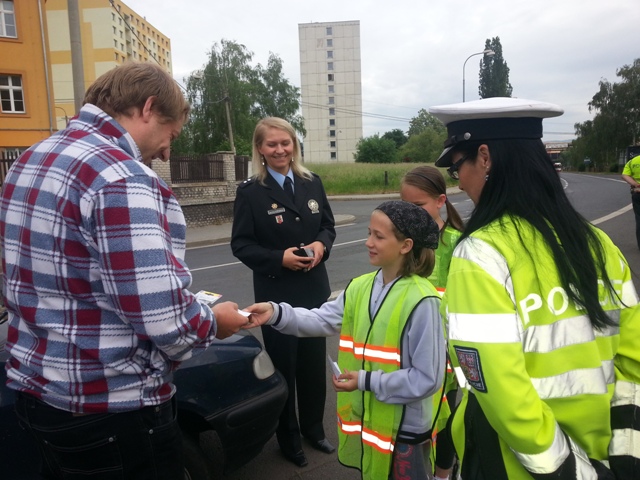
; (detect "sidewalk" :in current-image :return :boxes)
[185,188,462,248]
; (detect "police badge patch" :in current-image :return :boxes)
[308,199,319,214]
[454,346,487,393]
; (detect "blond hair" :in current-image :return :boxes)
[252,117,312,184]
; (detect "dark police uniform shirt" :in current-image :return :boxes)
[231,172,336,308]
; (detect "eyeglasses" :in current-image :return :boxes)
[447,155,470,180]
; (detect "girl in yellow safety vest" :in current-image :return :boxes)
[245,200,446,480]
[401,166,464,480]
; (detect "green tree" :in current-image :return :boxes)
[572,58,640,165]
[407,109,446,137]
[479,37,513,99]
[252,54,305,135]
[177,39,302,155]
[354,134,398,163]
[397,129,446,163]
[382,129,408,149]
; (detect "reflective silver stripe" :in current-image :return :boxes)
[622,278,639,306]
[610,428,640,459]
[362,428,394,453]
[523,315,619,354]
[449,313,521,343]
[511,423,569,473]
[611,380,640,408]
[339,338,353,349]
[453,366,469,389]
[531,364,611,400]
[362,346,401,364]
[513,424,597,478]
[455,237,515,304]
[567,436,599,479]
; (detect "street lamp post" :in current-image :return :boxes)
[463,49,495,102]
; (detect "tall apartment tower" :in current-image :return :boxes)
[45,0,173,130]
[298,21,363,163]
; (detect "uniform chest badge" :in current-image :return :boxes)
[275,215,283,224]
[268,203,286,215]
[308,199,319,214]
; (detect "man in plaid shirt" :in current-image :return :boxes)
[0,62,248,479]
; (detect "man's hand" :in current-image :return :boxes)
[242,302,275,328]
[211,301,249,339]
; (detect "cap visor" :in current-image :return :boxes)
[434,146,453,167]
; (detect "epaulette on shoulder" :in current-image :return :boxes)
[238,177,255,189]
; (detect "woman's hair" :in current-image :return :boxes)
[385,220,436,278]
[251,117,312,184]
[401,166,465,241]
[83,62,190,123]
[456,138,617,330]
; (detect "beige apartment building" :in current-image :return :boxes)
[45,0,172,130]
[298,20,363,163]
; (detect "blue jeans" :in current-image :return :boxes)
[14,392,184,480]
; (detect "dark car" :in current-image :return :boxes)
[0,311,287,479]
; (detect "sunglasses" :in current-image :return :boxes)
[447,155,470,180]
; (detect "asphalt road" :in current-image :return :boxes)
[189,172,640,479]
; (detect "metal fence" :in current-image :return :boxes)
[0,150,22,186]
[235,155,249,181]
[0,151,251,186]
[170,153,250,183]
[170,154,225,183]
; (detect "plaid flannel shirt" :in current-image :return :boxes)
[0,104,217,413]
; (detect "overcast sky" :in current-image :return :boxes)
[123,0,639,142]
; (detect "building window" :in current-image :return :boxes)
[0,74,25,113]
[120,43,124,51]
[327,39,333,48]
[328,74,334,82]
[327,51,333,59]
[329,130,336,137]
[328,85,334,93]
[326,26,332,35]
[114,52,119,61]
[329,119,335,126]
[328,97,334,104]
[330,152,337,160]
[327,62,333,71]
[330,141,336,148]
[113,26,117,34]
[112,13,116,21]
[114,39,118,48]
[329,107,335,116]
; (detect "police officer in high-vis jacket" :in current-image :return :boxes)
[621,152,640,250]
[430,97,640,479]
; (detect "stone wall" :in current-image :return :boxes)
[152,152,250,227]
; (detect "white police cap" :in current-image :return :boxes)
[429,97,564,167]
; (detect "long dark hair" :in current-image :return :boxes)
[456,139,617,330]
